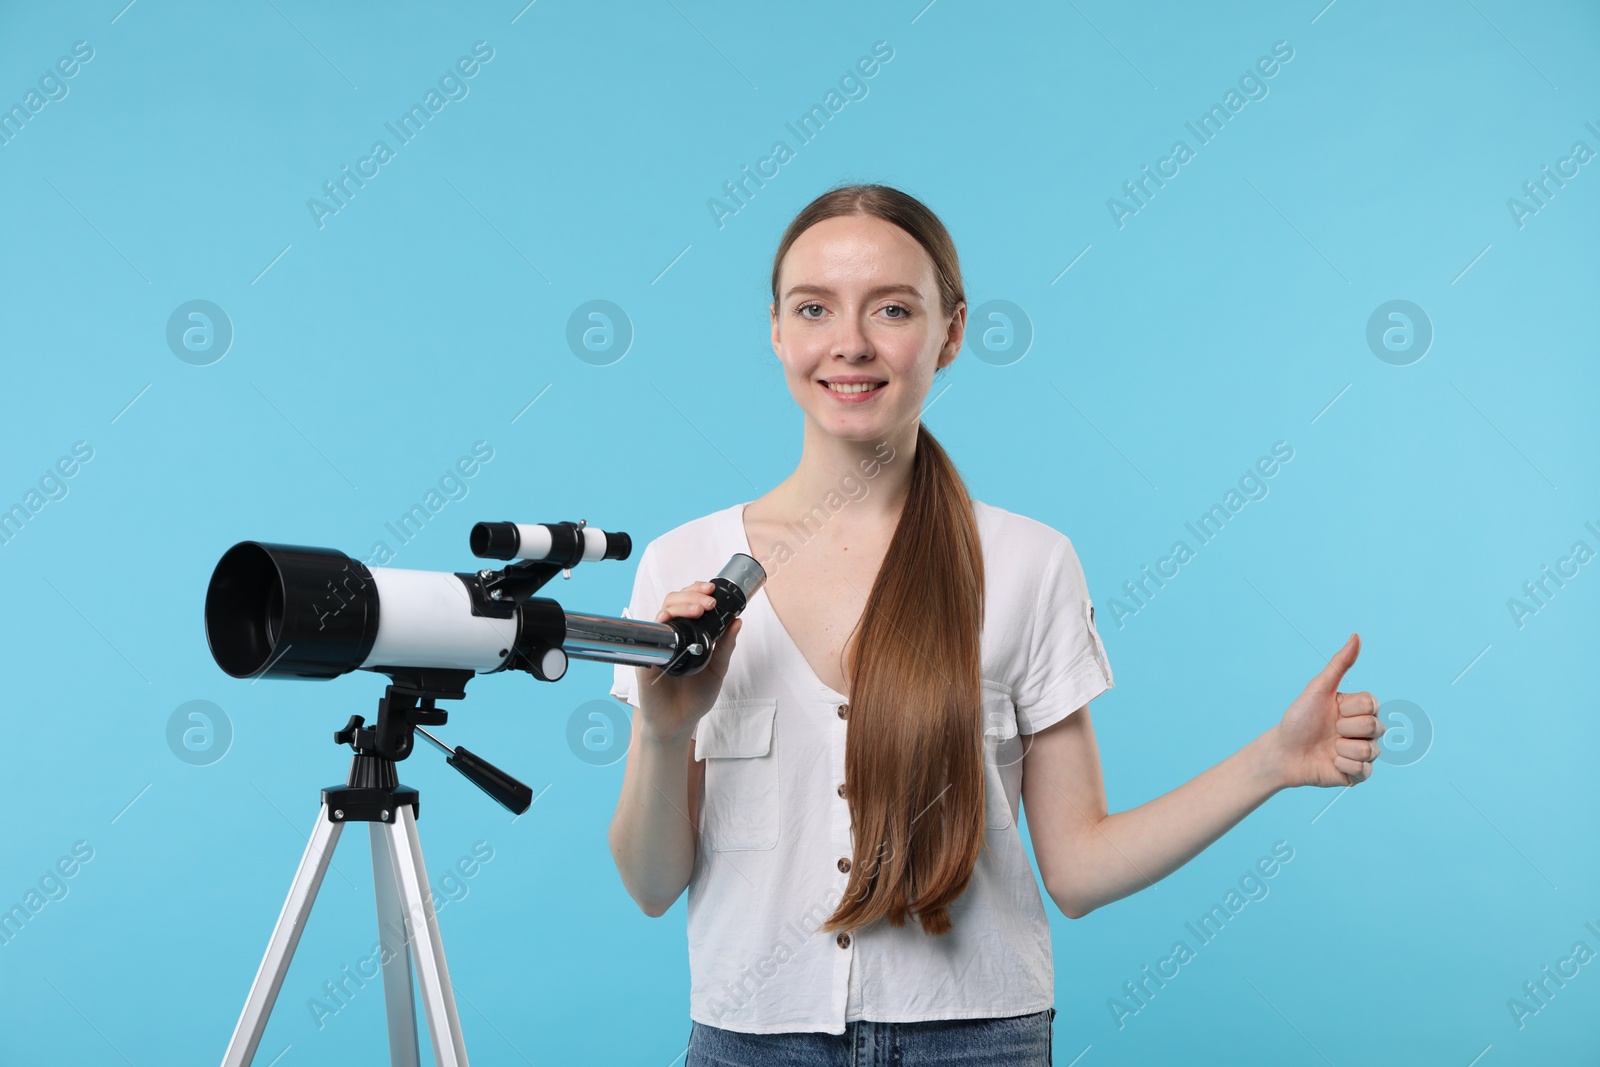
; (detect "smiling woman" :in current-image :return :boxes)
[606,182,1384,1067]
[611,184,1074,1063]
[758,189,989,942]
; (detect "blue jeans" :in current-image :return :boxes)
[685,1007,1055,1066]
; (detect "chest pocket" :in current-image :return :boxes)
[693,697,780,851]
[982,682,1021,830]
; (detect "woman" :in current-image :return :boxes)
[608,183,1383,1066]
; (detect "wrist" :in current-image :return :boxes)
[641,723,697,751]
[1251,726,1294,794]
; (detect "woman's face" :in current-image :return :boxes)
[770,214,965,442]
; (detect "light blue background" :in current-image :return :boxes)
[2,1,1596,1064]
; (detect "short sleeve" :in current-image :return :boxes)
[1012,535,1114,735]
[609,541,664,709]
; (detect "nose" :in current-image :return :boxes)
[830,311,872,361]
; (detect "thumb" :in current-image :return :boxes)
[1312,633,1360,692]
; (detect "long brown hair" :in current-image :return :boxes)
[770,184,986,937]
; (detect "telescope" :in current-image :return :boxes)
[204,519,764,1067]
[206,518,765,686]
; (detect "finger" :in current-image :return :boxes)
[655,591,720,621]
[1312,633,1361,693]
[657,585,709,616]
[1335,737,1379,762]
[1337,714,1382,739]
[1337,691,1377,717]
[1333,754,1371,782]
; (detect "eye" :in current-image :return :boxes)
[795,302,825,319]
[882,303,911,319]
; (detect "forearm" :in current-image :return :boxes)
[1053,727,1287,918]
[608,728,696,917]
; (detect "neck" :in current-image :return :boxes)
[768,415,919,530]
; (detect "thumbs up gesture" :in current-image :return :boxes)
[1269,634,1386,788]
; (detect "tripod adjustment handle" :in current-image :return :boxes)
[448,746,534,815]
[415,725,533,814]
[334,714,366,747]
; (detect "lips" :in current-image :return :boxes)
[819,379,886,403]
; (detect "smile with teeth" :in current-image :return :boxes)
[824,381,885,394]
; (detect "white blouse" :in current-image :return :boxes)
[610,498,1115,1035]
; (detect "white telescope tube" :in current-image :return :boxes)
[361,568,517,673]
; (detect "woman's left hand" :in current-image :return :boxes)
[1267,633,1386,788]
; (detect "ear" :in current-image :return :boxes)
[939,302,967,368]
[770,302,781,356]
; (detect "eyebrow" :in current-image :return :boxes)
[783,283,924,302]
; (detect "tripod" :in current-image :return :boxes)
[222,668,531,1067]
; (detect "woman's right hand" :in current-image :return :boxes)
[634,581,745,745]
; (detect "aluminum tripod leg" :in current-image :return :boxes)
[221,803,344,1067]
[381,805,469,1067]
[219,800,471,1067]
[370,824,421,1067]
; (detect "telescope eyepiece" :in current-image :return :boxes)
[469,522,519,561]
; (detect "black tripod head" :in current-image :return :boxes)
[330,666,533,818]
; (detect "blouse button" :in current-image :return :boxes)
[837,857,851,873]
[836,931,851,949]
[837,703,849,719]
